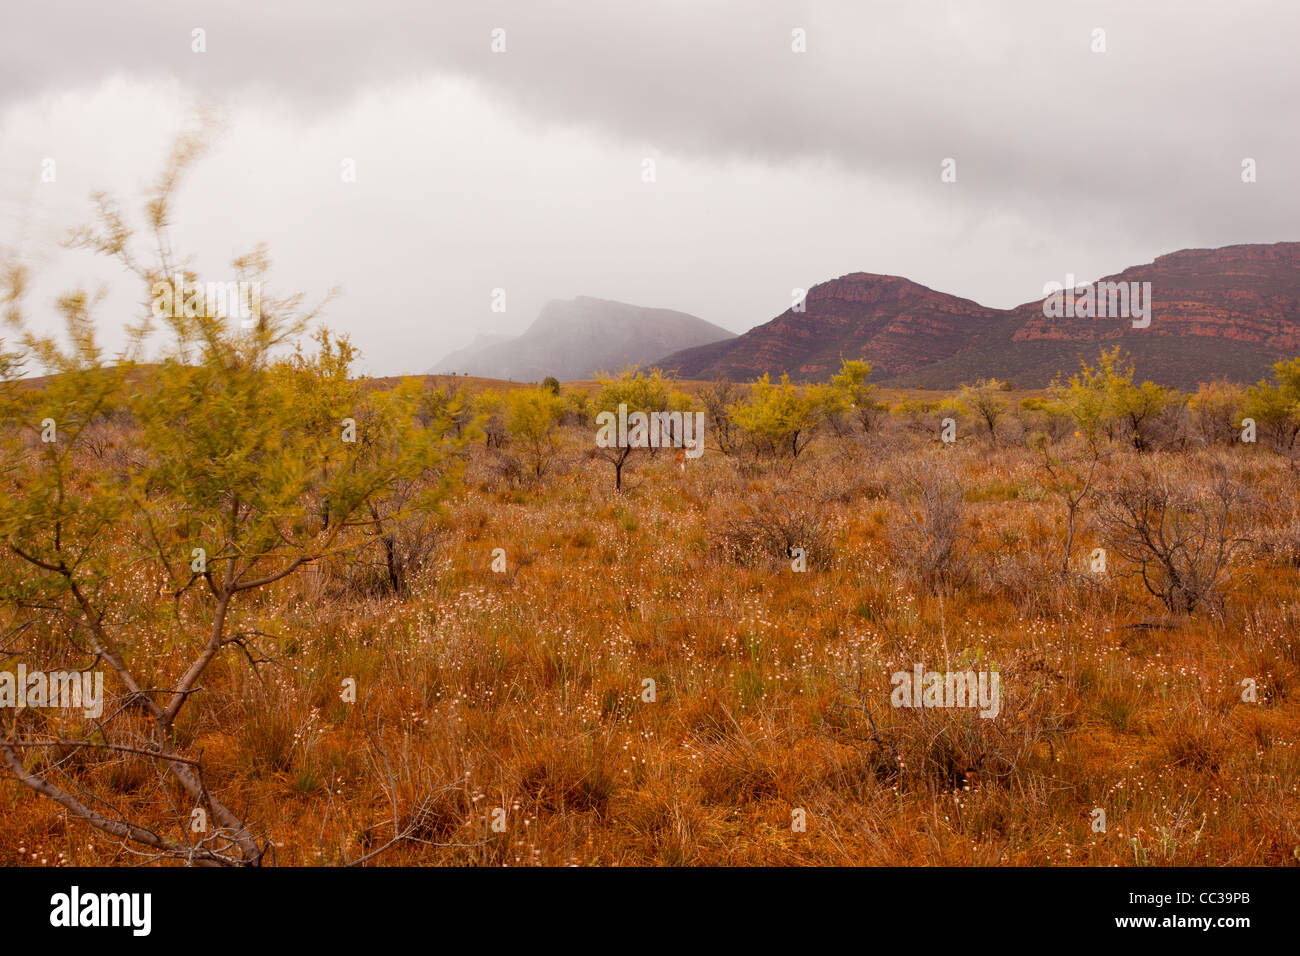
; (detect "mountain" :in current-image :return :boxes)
[899,243,1300,390]
[656,243,1300,389]
[428,333,513,373]
[656,274,1001,382]
[429,297,735,381]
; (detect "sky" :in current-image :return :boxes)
[2,1,1297,375]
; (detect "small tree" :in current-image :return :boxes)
[698,377,740,455]
[730,373,821,459]
[1098,458,1252,614]
[591,366,673,490]
[474,389,508,449]
[1018,396,1073,444]
[1056,347,1179,452]
[1243,357,1300,459]
[1056,347,1127,449]
[829,358,887,434]
[887,461,968,592]
[0,133,462,864]
[958,378,1009,446]
[1036,434,1102,574]
[418,380,473,438]
[562,387,592,427]
[1112,378,1179,453]
[505,385,567,480]
[1189,381,1246,446]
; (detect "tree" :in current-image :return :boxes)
[730,372,821,459]
[698,377,740,455]
[829,358,887,434]
[1035,434,1102,574]
[1188,381,1246,446]
[1112,379,1179,453]
[1243,357,1300,458]
[1057,347,1178,452]
[1054,352,1119,451]
[591,366,673,490]
[418,380,473,438]
[562,387,592,427]
[0,132,462,864]
[474,389,508,449]
[1018,396,1073,444]
[887,461,968,593]
[958,378,1009,446]
[504,385,567,480]
[292,343,466,596]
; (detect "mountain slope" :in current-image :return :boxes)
[658,243,1300,389]
[428,333,513,374]
[892,243,1300,389]
[431,297,734,381]
[657,274,1002,382]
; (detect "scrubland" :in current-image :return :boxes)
[4,359,1300,867]
[2,137,1298,866]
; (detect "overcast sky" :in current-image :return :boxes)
[2,1,1296,375]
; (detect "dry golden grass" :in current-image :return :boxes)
[3,404,1299,867]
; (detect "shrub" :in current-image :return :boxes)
[730,373,822,459]
[958,378,1010,445]
[1098,456,1254,614]
[712,487,834,570]
[504,386,567,481]
[887,462,969,592]
[1189,381,1246,446]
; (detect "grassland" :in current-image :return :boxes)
[4,381,1297,867]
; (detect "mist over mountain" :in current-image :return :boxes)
[430,297,735,381]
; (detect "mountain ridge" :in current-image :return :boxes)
[655,242,1300,389]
